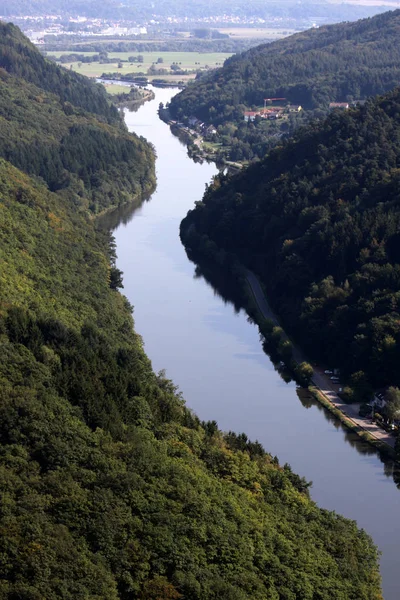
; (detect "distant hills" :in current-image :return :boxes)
[181,85,400,396]
[0,0,392,20]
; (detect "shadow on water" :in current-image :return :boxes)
[187,248,400,488]
[96,190,153,231]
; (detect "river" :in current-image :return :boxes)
[105,87,400,599]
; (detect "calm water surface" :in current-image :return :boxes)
[108,88,400,599]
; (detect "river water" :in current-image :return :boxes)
[106,87,400,599]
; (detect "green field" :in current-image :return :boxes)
[47,51,232,78]
[101,82,132,94]
[218,27,297,39]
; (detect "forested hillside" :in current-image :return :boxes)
[0,125,382,600]
[0,23,155,214]
[181,87,400,394]
[170,9,400,159]
[0,22,118,121]
[0,23,383,600]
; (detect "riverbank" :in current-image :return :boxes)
[309,388,395,458]
[158,104,244,170]
[90,177,156,220]
[181,220,398,459]
[112,87,155,110]
[245,266,398,457]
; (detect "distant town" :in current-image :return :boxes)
[0,13,314,47]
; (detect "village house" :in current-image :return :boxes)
[244,106,287,122]
[204,124,217,136]
[244,111,258,122]
[329,102,349,110]
[287,104,303,113]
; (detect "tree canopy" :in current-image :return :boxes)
[0,22,383,600]
[181,87,400,392]
[0,156,382,600]
[0,23,156,215]
[171,9,400,159]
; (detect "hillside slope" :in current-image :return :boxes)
[171,9,400,121]
[181,87,400,394]
[0,22,383,600]
[0,22,117,122]
[0,124,382,600]
[170,9,400,160]
[0,23,155,214]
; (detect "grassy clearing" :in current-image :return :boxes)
[102,83,132,95]
[202,141,223,151]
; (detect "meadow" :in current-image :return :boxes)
[218,27,296,39]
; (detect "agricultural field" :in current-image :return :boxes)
[47,51,232,80]
[101,83,132,95]
[217,27,297,39]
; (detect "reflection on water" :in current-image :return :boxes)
[190,250,400,488]
[97,191,152,232]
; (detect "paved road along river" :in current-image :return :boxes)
[103,87,400,599]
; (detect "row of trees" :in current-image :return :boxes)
[43,38,254,54]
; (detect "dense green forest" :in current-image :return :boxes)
[170,9,400,159]
[181,86,400,398]
[0,23,383,600]
[0,22,117,122]
[0,23,155,213]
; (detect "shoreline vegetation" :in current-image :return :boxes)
[165,77,400,457]
[178,91,400,461]
[158,104,244,171]
[90,182,156,220]
[171,17,400,462]
[244,270,397,459]
[106,85,155,109]
[170,81,400,458]
[180,223,398,462]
